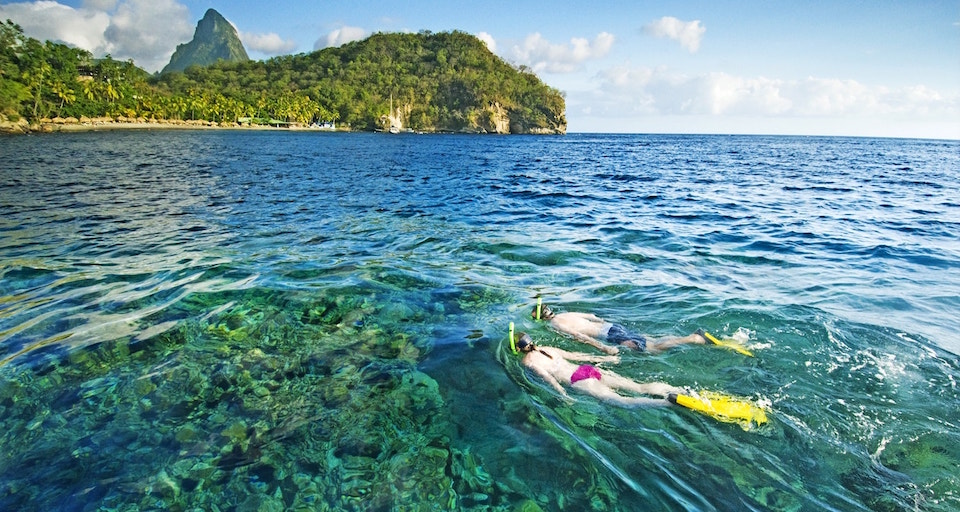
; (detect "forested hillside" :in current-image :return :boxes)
[1,21,566,134]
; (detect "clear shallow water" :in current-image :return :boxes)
[1,131,958,511]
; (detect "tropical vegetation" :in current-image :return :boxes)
[1,20,566,133]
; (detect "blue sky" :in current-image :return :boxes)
[2,0,958,138]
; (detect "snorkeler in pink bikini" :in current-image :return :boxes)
[513,332,684,407]
[532,302,710,355]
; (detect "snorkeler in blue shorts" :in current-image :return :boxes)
[532,302,709,355]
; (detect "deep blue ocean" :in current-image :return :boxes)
[1,131,958,511]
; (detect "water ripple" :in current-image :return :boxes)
[1,132,958,511]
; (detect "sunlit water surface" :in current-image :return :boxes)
[1,131,958,511]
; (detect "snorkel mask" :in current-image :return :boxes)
[515,333,533,352]
[508,322,534,355]
[532,297,553,320]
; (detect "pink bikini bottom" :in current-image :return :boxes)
[571,364,602,383]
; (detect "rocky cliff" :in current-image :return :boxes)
[161,9,249,75]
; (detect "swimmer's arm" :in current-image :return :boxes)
[530,365,571,399]
[572,332,619,355]
[552,348,619,365]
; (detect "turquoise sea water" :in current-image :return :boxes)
[1,131,958,511]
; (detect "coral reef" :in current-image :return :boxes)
[0,284,532,511]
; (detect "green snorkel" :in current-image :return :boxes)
[509,322,517,354]
[536,297,542,320]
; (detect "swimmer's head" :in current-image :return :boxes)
[531,303,554,320]
[514,332,535,353]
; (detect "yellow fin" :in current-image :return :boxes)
[671,391,768,430]
[701,330,754,357]
[713,338,754,357]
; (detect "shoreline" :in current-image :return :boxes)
[1,116,564,135]
[1,117,340,135]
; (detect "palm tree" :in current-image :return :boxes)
[50,79,75,116]
[22,60,52,119]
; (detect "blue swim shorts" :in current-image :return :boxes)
[605,324,647,351]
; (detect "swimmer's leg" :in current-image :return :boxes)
[600,372,684,398]
[572,379,669,407]
[645,333,706,353]
[618,339,646,351]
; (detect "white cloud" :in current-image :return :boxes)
[0,1,110,53]
[241,31,297,56]
[0,0,193,72]
[82,0,117,10]
[643,16,705,53]
[509,31,614,73]
[590,65,958,123]
[104,0,192,71]
[315,26,368,50]
[476,31,496,53]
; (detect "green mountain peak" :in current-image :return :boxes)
[161,8,249,75]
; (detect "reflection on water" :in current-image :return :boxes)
[1,132,958,510]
